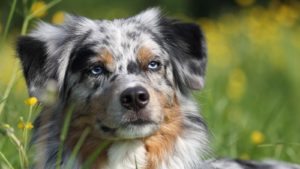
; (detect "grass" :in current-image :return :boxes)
[1,0,300,168]
[196,4,300,162]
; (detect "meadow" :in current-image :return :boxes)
[0,0,300,168]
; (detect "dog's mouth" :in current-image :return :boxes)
[123,119,155,126]
[99,119,155,131]
[96,118,158,139]
[100,125,117,133]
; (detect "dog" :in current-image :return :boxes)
[16,8,300,169]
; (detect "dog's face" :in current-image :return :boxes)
[67,26,174,139]
[17,9,207,140]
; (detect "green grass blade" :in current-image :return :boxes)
[21,0,62,35]
[56,105,74,169]
[0,151,14,169]
[135,155,138,169]
[64,128,90,169]
[0,0,17,45]
[81,141,110,169]
[0,60,19,117]
[4,127,29,169]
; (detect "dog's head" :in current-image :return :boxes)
[17,8,207,140]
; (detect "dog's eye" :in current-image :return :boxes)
[89,65,105,76]
[148,61,161,71]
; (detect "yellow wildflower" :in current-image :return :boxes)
[235,0,255,7]
[52,11,65,25]
[18,122,34,129]
[30,1,47,18]
[25,122,34,129]
[251,131,265,145]
[24,97,38,106]
[17,122,25,129]
[226,68,247,101]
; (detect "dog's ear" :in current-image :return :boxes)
[16,22,73,100]
[160,18,207,92]
[17,36,59,100]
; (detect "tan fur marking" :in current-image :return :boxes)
[144,94,182,169]
[137,46,154,69]
[97,49,115,71]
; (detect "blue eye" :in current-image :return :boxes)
[148,61,161,71]
[89,65,104,76]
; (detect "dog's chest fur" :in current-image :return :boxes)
[96,134,203,169]
[103,141,147,169]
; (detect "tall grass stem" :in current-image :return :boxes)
[1,0,17,45]
[82,141,110,169]
[0,151,15,169]
[23,105,34,150]
[56,105,74,169]
[21,0,62,35]
[64,127,91,169]
[0,61,19,117]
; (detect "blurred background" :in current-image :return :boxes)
[1,0,300,165]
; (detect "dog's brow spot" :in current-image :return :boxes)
[137,46,153,66]
[99,49,114,69]
[127,61,139,74]
[101,50,113,64]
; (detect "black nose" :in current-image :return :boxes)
[120,86,149,111]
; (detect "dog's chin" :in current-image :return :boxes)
[97,122,159,140]
[117,123,159,139]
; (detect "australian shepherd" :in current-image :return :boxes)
[16,8,300,169]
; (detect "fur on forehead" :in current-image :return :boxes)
[32,7,163,66]
[29,7,162,55]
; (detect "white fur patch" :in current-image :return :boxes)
[104,140,147,169]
